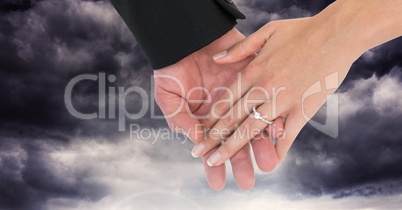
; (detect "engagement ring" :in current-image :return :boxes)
[253,106,273,125]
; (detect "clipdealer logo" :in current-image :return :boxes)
[65,73,151,131]
[64,72,339,138]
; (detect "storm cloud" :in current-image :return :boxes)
[0,0,401,209]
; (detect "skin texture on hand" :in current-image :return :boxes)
[153,28,283,190]
[193,16,351,170]
[195,0,402,171]
[155,0,402,190]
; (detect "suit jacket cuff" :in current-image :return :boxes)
[110,0,245,69]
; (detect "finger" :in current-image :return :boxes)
[202,146,226,191]
[202,72,252,129]
[268,117,285,143]
[204,89,268,152]
[156,92,204,143]
[193,89,269,157]
[207,105,276,167]
[230,143,255,190]
[213,24,275,64]
[251,123,279,173]
[166,111,204,143]
[275,113,305,163]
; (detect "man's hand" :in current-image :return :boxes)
[154,28,281,190]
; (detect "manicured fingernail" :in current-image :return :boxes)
[213,50,228,60]
[191,143,205,158]
[207,152,222,167]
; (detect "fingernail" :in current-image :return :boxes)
[207,152,222,167]
[191,143,205,158]
[283,118,287,123]
[271,137,277,144]
[213,50,228,60]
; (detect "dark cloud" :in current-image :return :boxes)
[0,1,156,209]
[0,0,35,13]
[346,40,402,84]
[0,138,110,210]
[0,0,160,138]
[0,0,401,209]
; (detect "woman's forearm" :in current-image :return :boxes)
[317,0,402,59]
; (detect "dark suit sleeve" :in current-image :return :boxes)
[109,0,245,70]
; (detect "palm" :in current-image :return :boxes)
[155,49,245,118]
[154,28,252,131]
[153,29,263,190]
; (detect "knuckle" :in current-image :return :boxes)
[235,40,249,52]
[221,116,237,128]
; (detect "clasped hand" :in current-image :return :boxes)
[155,15,354,190]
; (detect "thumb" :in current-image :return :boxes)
[157,93,204,144]
[212,25,274,63]
[165,110,204,144]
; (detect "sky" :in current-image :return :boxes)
[0,0,402,209]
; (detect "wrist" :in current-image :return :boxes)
[316,0,402,60]
[312,0,367,62]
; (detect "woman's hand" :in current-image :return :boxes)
[192,6,366,169]
[195,0,402,169]
[159,0,402,188]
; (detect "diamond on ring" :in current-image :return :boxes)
[252,106,273,124]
